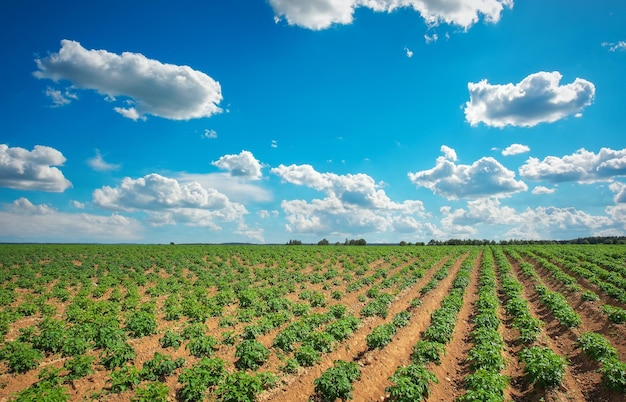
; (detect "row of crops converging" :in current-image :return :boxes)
[1,243,626,401]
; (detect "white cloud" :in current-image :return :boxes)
[609,182,626,204]
[519,147,626,184]
[45,86,77,107]
[92,173,247,229]
[0,198,142,242]
[177,173,271,203]
[87,149,121,172]
[71,200,86,209]
[269,0,513,31]
[424,33,438,43]
[202,129,218,139]
[271,140,278,148]
[408,147,527,199]
[502,143,530,156]
[531,186,555,195]
[602,41,626,52]
[34,40,223,121]
[440,145,457,161]
[271,164,426,235]
[0,144,71,192]
[441,197,616,240]
[464,71,595,127]
[211,150,263,180]
[404,47,414,57]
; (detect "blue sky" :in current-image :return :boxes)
[1,0,625,244]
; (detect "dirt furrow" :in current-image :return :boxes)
[426,250,481,401]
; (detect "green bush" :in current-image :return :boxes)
[215,371,262,402]
[386,364,437,402]
[131,381,169,402]
[108,365,141,394]
[0,341,43,373]
[519,346,567,387]
[313,360,361,402]
[235,340,270,370]
[178,357,227,402]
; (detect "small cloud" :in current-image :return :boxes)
[45,86,77,107]
[71,200,86,209]
[87,149,121,172]
[531,186,555,195]
[404,47,414,58]
[602,41,626,52]
[441,145,457,161]
[0,144,71,192]
[202,129,218,139]
[212,150,263,180]
[424,33,438,44]
[271,140,278,148]
[114,107,145,121]
[502,144,530,156]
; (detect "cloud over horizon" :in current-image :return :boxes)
[34,40,223,121]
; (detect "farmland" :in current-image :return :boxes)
[1,244,626,401]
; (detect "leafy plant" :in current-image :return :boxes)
[178,357,227,402]
[100,341,136,370]
[599,358,626,391]
[125,310,157,338]
[235,339,270,370]
[159,329,183,350]
[215,371,262,402]
[294,344,321,367]
[313,360,361,402]
[602,304,626,324]
[0,341,43,373]
[141,352,185,381]
[63,355,95,382]
[108,365,141,393]
[518,346,567,387]
[575,332,618,362]
[386,364,437,402]
[131,381,169,402]
[186,334,218,358]
[366,323,396,350]
[411,340,445,365]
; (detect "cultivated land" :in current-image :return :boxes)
[0,244,626,401]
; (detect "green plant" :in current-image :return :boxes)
[392,311,412,328]
[159,329,183,350]
[386,364,437,402]
[599,358,626,391]
[518,346,567,387]
[13,367,69,401]
[581,290,600,302]
[575,332,618,362]
[294,344,320,367]
[108,365,141,393]
[100,341,136,370]
[313,360,361,402]
[366,323,396,350]
[186,334,219,358]
[602,305,626,324]
[178,357,227,402]
[281,358,300,374]
[125,310,157,338]
[215,371,262,402]
[63,355,95,382]
[141,352,185,381]
[131,381,169,402]
[0,341,43,373]
[411,340,445,365]
[235,339,270,370]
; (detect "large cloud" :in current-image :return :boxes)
[440,197,615,240]
[269,0,513,31]
[93,173,246,229]
[0,144,71,192]
[464,71,595,127]
[271,164,425,235]
[0,198,142,242]
[212,150,263,180]
[408,146,527,199]
[519,147,626,184]
[34,40,222,121]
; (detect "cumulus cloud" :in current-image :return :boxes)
[212,150,263,180]
[519,147,626,184]
[531,186,555,195]
[609,182,626,204]
[0,144,71,192]
[408,146,527,199]
[87,149,121,172]
[93,173,247,229]
[602,41,626,52]
[202,129,218,139]
[502,143,530,156]
[269,0,513,31]
[34,40,223,121]
[271,164,425,235]
[464,71,595,127]
[0,198,142,242]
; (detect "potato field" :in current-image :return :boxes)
[1,244,626,401]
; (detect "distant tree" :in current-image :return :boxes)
[318,238,330,246]
[399,241,407,246]
[287,240,302,246]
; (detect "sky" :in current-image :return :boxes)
[0,0,625,244]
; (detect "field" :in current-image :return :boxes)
[1,244,626,401]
